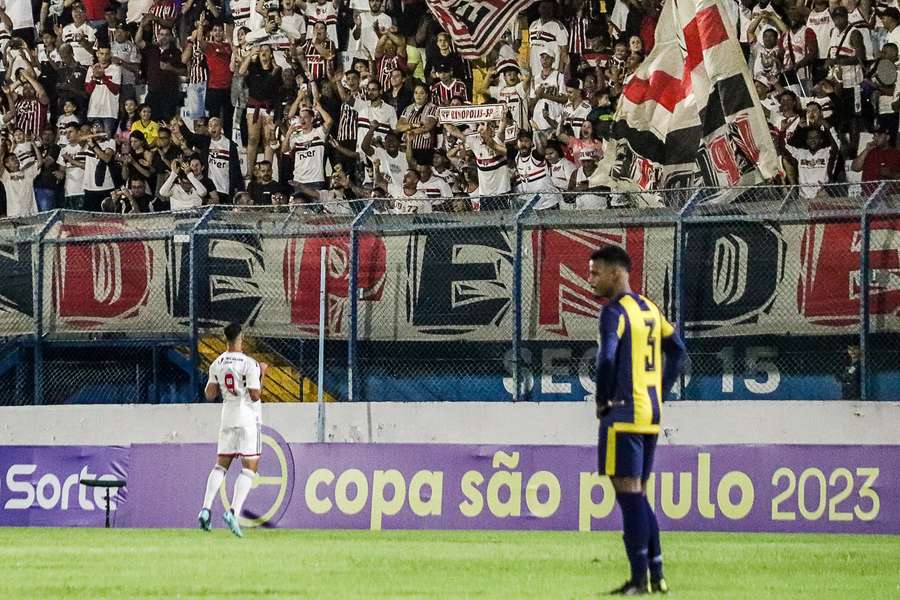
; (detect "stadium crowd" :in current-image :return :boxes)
[0,0,899,217]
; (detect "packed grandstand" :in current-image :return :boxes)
[0,0,897,218]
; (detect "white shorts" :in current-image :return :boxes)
[217,422,262,457]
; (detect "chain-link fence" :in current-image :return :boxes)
[355,199,525,402]
[1,182,898,404]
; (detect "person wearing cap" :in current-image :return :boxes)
[528,0,569,82]
[570,148,607,209]
[530,50,567,132]
[561,79,592,139]
[429,60,467,107]
[851,123,900,184]
[484,59,531,134]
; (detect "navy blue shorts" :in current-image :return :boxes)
[598,421,658,479]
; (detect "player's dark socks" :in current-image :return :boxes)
[616,492,649,585]
[643,496,664,582]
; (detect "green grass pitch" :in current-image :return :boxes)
[1,528,898,599]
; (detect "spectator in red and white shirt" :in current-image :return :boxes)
[182,16,210,126]
[85,46,122,137]
[528,0,569,82]
[203,21,234,137]
[302,21,337,83]
[62,4,97,67]
[10,69,50,140]
[144,0,178,43]
[779,5,819,95]
[374,28,408,92]
[430,61,467,106]
[305,0,339,47]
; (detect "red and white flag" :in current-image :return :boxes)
[592,0,780,200]
[425,0,537,60]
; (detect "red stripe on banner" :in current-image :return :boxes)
[683,6,729,72]
[624,6,730,113]
[623,70,688,113]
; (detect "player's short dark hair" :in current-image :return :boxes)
[224,322,242,343]
[590,245,631,272]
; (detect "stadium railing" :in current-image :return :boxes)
[0,181,897,404]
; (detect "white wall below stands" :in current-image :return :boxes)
[1,401,899,446]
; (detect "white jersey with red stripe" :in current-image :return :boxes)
[388,183,431,214]
[549,157,576,192]
[779,26,816,81]
[246,29,293,69]
[306,1,339,46]
[516,151,561,209]
[230,0,253,40]
[208,351,262,429]
[785,144,832,198]
[417,174,452,199]
[515,151,551,192]
[467,133,511,196]
[490,82,529,130]
[806,8,834,60]
[207,136,232,194]
[562,100,592,139]
[290,126,328,184]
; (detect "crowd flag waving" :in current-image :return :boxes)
[425,0,538,60]
[590,0,781,200]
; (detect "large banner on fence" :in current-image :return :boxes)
[3,438,898,534]
[3,216,898,342]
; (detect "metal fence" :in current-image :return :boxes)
[1,182,898,405]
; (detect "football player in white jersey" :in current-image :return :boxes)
[198,323,268,538]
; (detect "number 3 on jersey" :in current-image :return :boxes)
[644,319,656,372]
[224,372,236,394]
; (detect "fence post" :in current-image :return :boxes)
[674,192,702,401]
[513,195,540,401]
[348,201,375,403]
[189,207,216,403]
[32,210,62,406]
[858,183,885,401]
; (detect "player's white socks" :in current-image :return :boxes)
[231,468,255,517]
[202,465,227,510]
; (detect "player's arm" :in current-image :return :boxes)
[247,361,267,402]
[204,365,220,401]
[659,315,687,400]
[595,306,624,419]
